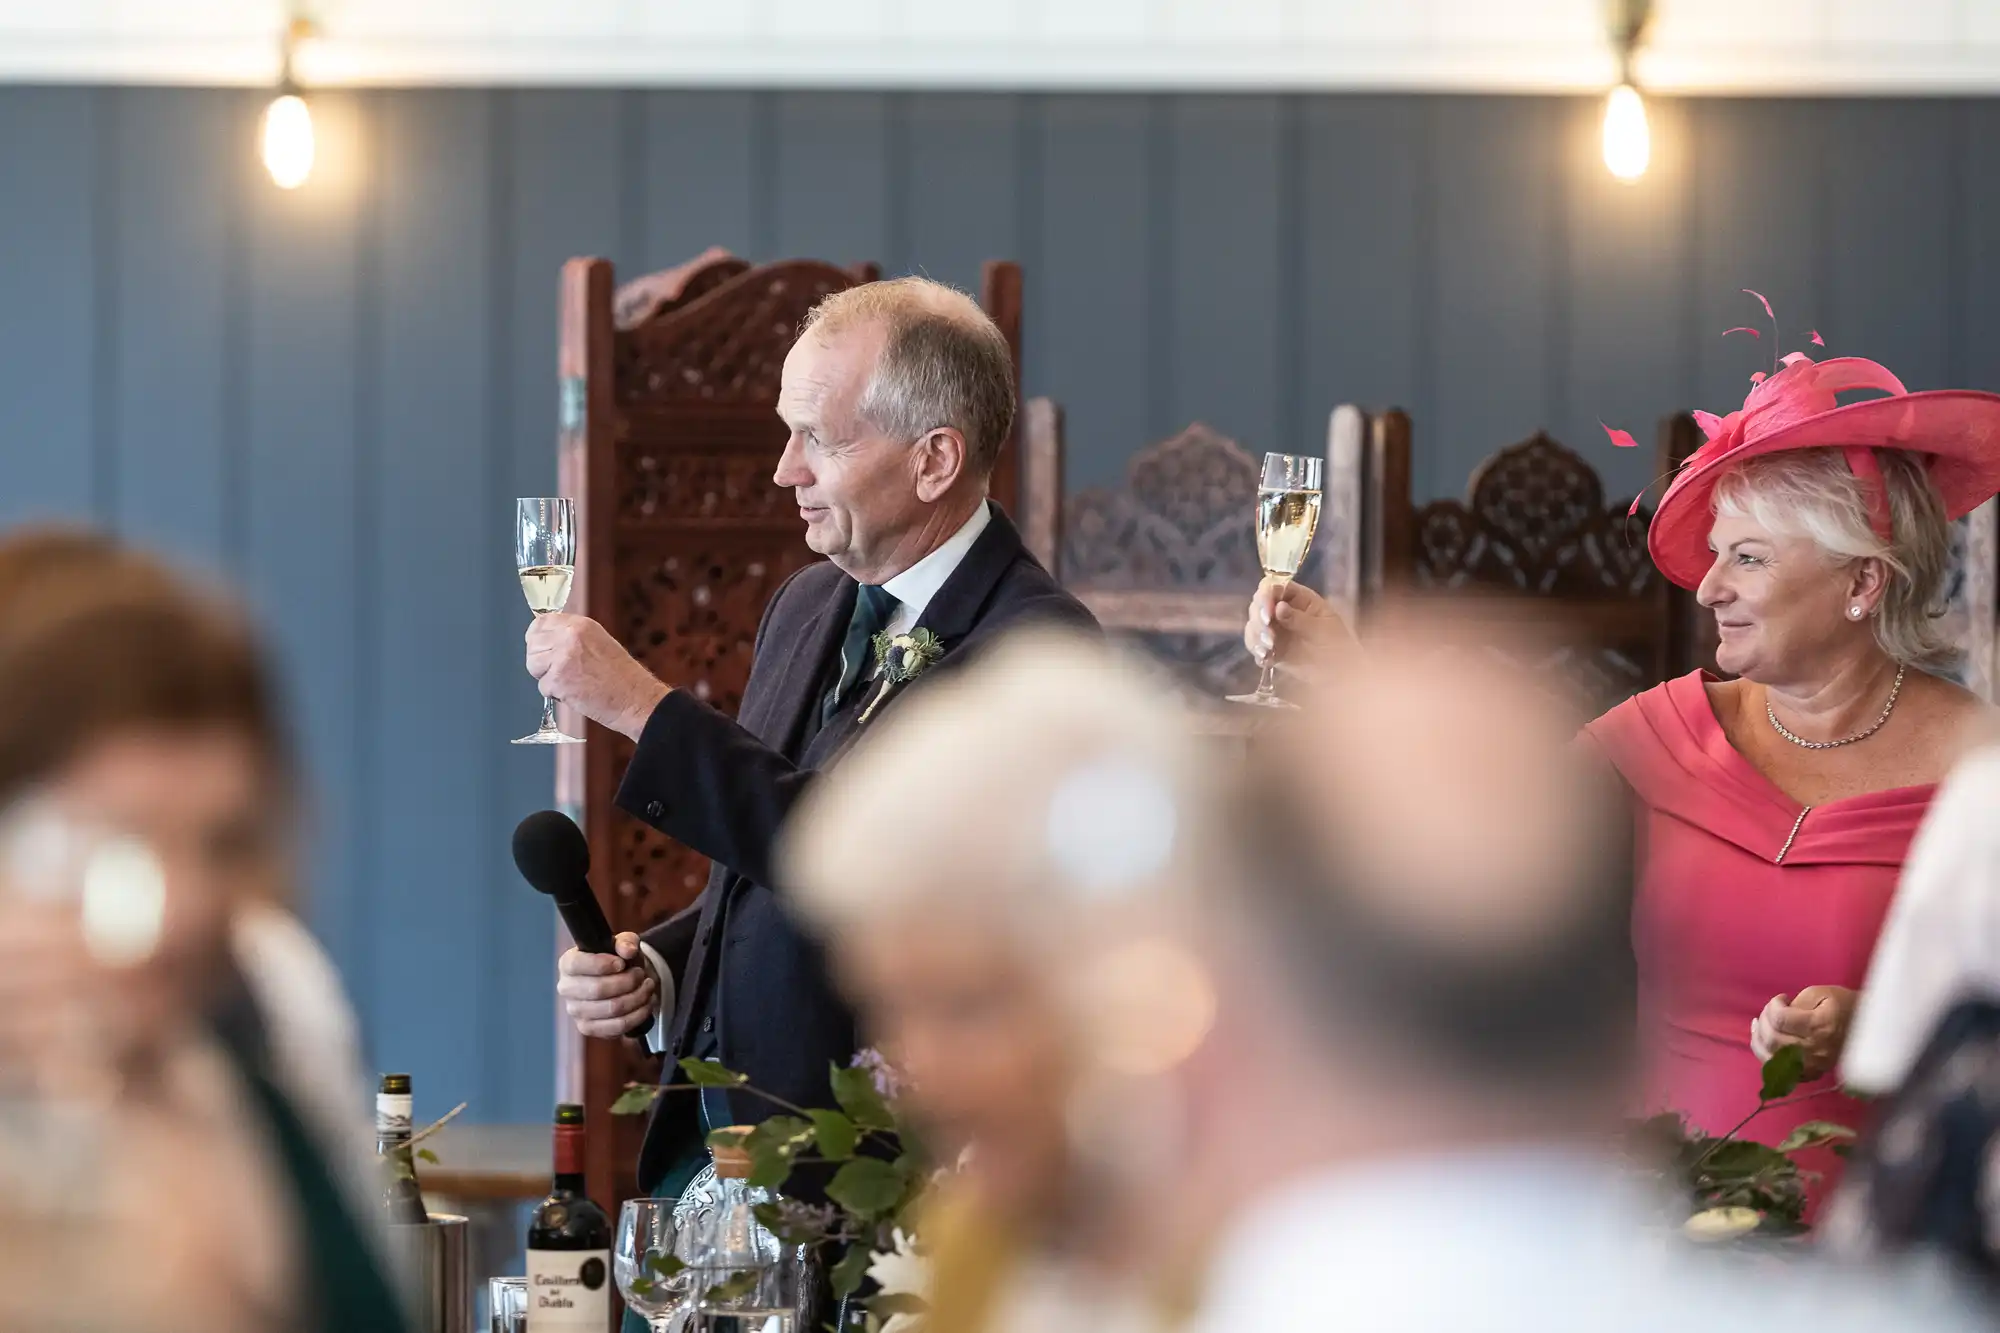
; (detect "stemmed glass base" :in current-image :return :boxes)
[513,699,584,745]
[1226,660,1299,710]
[1228,570,1299,710]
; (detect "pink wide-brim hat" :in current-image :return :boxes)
[1645,351,2000,590]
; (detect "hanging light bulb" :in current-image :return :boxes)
[1601,0,1654,182]
[1602,83,1650,182]
[263,15,317,190]
[263,92,315,190]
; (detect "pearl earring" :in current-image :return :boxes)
[1849,605,1864,620]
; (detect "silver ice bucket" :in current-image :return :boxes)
[388,1213,472,1333]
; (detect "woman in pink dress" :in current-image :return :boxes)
[1244,335,2000,1208]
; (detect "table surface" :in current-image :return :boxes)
[416,1123,551,1202]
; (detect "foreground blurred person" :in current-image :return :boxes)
[1822,733,2000,1280]
[1248,348,2000,1205]
[0,531,405,1333]
[1170,626,1981,1331]
[782,633,1210,1333]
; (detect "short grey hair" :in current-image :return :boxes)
[799,277,1016,478]
[1712,448,1958,673]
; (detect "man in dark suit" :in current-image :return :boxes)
[532,276,1095,1196]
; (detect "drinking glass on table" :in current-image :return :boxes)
[1227,453,1324,709]
[617,1197,691,1332]
[514,496,584,745]
[488,1275,528,1333]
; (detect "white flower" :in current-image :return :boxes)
[866,1230,930,1333]
[1682,1206,1762,1242]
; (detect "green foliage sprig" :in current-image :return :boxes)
[614,1055,927,1324]
[1627,1045,1855,1240]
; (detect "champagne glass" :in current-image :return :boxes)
[514,497,584,745]
[616,1197,690,1333]
[1227,453,1324,710]
[0,799,128,1219]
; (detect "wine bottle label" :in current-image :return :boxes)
[525,1249,610,1331]
[376,1092,413,1135]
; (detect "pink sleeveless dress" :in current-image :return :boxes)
[1585,671,1936,1207]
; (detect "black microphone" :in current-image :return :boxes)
[512,810,619,955]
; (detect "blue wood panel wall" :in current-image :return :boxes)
[2,86,1996,1121]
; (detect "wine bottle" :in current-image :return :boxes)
[376,1072,429,1225]
[526,1103,611,1332]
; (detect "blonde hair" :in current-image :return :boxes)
[779,630,1205,936]
[1712,448,1958,672]
[800,277,1016,478]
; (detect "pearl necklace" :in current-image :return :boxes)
[1765,664,1906,750]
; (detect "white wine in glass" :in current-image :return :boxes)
[1227,453,1324,710]
[514,496,585,745]
[517,564,575,615]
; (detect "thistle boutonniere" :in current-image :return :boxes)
[859,627,944,723]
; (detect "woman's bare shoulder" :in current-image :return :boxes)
[1910,670,1997,767]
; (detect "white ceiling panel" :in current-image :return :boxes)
[1031,0,1155,42]
[0,0,1995,91]
[903,0,1023,41]
[1166,0,1286,44]
[1826,0,1966,43]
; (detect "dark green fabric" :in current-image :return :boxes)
[822,584,897,723]
[211,1022,413,1333]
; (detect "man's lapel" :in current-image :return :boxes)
[758,575,855,760]
[668,572,849,1051]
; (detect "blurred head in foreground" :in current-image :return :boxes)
[783,630,1213,1237]
[0,529,294,1064]
[1180,620,1637,1201]
[0,529,341,1333]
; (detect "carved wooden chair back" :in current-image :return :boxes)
[1020,401,1331,709]
[1325,408,1679,714]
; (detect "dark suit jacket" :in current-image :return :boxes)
[617,503,1095,1190]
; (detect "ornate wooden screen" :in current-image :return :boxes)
[1323,410,1677,715]
[1318,405,1413,631]
[554,252,1023,1212]
[1020,405,1330,705]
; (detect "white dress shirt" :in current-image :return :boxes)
[876,499,991,645]
[635,500,991,1050]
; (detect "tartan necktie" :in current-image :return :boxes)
[823,583,899,724]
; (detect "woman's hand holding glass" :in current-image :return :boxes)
[0,817,289,1333]
[0,807,181,1101]
[1242,578,1356,691]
